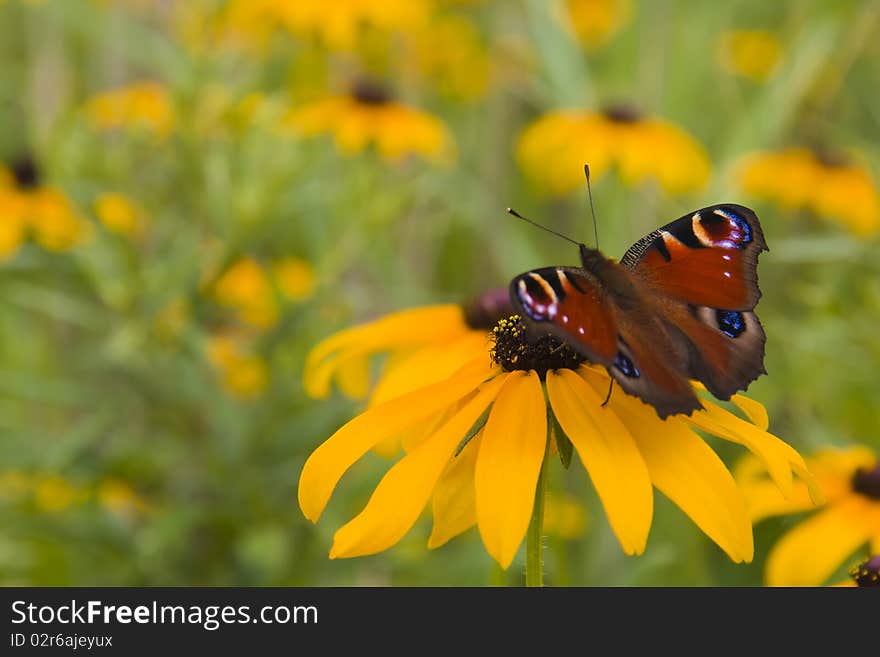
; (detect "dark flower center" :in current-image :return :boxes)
[602,104,642,124]
[10,155,40,189]
[852,464,880,500]
[351,79,391,106]
[462,288,514,330]
[490,315,585,378]
[849,555,880,587]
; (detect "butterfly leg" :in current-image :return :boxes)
[601,379,614,407]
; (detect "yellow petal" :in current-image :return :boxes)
[686,400,802,498]
[428,431,482,549]
[335,354,371,399]
[369,332,488,406]
[766,496,875,586]
[475,371,548,569]
[546,369,653,555]
[298,360,494,522]
[577,366,755,560]
[330,375,507,558]
[619,398,754,562]
[730,393,769,431]
[303,305,467,399]
[734,454,825,523]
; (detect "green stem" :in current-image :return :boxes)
[525,439,550,587]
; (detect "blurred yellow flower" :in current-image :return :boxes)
[517,107,711,195]
[34,474,86,513]
[735,446,880,586]
[410,14,490,101]
[543,493,589,540]
[560,0,632,49]
[85,81,174,137]
[300,312,818,569]
[206,334,269,399]
[281,81,454,164]
[94,192,146,239]
[212,257,279,329]
[277,0,432,50]
[273,257,316,303]
[718,30,781,82]
[737,147,880,235]
[97,478,149,518]
[28,188,91,252]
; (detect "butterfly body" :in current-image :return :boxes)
[510,204,767,419]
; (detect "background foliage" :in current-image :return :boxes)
[1,0,878,586]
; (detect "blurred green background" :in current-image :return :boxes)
[0,0,878,586]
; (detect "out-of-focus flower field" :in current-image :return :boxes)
[1,0,878,586]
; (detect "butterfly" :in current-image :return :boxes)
[509,204,768,419]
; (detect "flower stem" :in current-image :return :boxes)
[525,438,550,587]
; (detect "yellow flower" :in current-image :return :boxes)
[34,474,87,513]
[212,257,279,329]
[277,0,432,50]
[517,107,710,195]
[737,147,880,235]
[718,30,782,82]
[560,0,632,50]
[410,14,490,101]
[206,334,269,399]
[273,257,317,303]
[85,81,174,137]
[97,478,149,518]
[94,192,147,239]
[281,81,454,164]
[27,188,90,252]
[736,446,880,586]
[299,312,819,569]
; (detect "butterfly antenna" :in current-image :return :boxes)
[584,164,599,249]
[507,208,583,247]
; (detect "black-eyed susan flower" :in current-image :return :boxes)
[94,192,147,239]
[0,159,89,258]
[280,80,454,164]
[85,81,174,137]
[516,107,710,195]
[206,333,269,399]
[299,312,819,571]
[737,147,880,235]
[718,30,782,82]
[559,0,632,50]
[735,446,880,586]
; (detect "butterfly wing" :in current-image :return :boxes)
[510,265,702,418]
[622,203,768,400]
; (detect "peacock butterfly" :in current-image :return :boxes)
[509,203,768,419]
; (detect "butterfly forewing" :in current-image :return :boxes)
[621,204,766,310]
